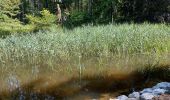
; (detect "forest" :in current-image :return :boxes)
[0,0,170,100]
[0,0,170,34]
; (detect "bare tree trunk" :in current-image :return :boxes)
[57,3,62,23]
[111,1,114,23]
[88,0,92,16]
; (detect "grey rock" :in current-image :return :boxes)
[140,93,154,100]
[117,95,128,100]
[140,88,153,94]
[152,88,167,95]
[116,82,170,100]
[128,92,140,99]
[152,82,170,89]
[127,98,138,100]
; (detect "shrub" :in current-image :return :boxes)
[0,13,35,36]
[26,9,57,30]
[0,0,21,17]
[0,0,36,36]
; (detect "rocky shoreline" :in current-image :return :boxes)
[153,94,170,100]
[113,82,170,100]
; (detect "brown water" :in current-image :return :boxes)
[0,54,170,100]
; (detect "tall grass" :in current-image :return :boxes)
[0,23,170,76]
[0,23,170,99]
[1,24,170,56]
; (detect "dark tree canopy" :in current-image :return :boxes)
[1,0,170,27]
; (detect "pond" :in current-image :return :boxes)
[0,54,169,100]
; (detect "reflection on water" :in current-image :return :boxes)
[7,74,20,92]
[0,54,169,99]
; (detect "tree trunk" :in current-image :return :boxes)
[88,0,93,22]
[57,3,62,23]
[80,0,83,11]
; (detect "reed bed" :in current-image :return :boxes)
[0,23,169,78]
[0,23,170,99]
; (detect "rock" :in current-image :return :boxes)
[140,88,153,94]
[116,82,170,100]
[128,92,140,99]
[153,94,170,100]
[152,88,167,95]
[109,99,119,100]
[152,82,170,89]
[140,93,154,100]
[165,89,170,94]
[127,98,138,100]
[117,95,128,100]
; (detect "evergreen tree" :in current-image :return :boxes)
[0,0,21,17]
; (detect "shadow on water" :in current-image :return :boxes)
[0,64,169,100]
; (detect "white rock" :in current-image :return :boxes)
[140,88,153,94]
[109,99,119,100]
[152,82,170,89]
[152,88,167,95]
[117,95,128,100]
[128,92,140,99]
[140,93,154,100]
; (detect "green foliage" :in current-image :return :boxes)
[69,0,170,24]
[0,13,35,36]
[0,21,35,36]
[92,0,114,23]
[26,9,57,30]
[67,11,89,27]
[0,0,21,17]
[0,0,35,36]
[113,0,170,22]
[1,0,170,35]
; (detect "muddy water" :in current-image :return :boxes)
[0,54,169,100]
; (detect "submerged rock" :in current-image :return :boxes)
[6,75,20,92]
